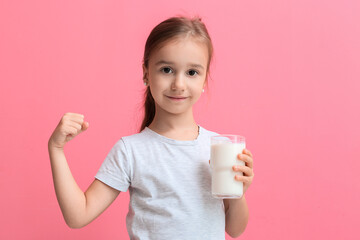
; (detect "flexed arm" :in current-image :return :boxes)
[48,113,120,228]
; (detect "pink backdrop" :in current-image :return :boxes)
[1,0,359,239]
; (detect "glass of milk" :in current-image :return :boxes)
[210,135,246,199]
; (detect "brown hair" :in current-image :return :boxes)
[140,16,214,132]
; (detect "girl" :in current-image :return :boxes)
[48,16,254,239]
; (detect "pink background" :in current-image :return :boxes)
[1,0,359,239]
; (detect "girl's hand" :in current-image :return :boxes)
[48,112,89,149]
[233,149,254,195]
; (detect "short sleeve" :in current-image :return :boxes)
[95,138,131,192]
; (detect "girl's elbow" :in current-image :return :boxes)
[64,217,86,229]
[227,230,245,238]
[226,225,247,238]
[67,222,83,229]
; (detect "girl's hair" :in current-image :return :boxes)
[140,16,214,132]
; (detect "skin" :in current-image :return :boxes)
[48,36,254,237]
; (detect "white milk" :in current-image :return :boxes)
[211,142,246,198]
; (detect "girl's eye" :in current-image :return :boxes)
[188,70,198,76]
[161,67,173,74]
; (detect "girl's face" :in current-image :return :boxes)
[144,38,209,116]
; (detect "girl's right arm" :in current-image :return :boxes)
[48,113,120,228]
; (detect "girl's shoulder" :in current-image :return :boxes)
[120,128,151,143]
[199,125,220,138]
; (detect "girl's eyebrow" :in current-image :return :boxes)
[155,60,174,66]
[189,64,204,70]
[155,60,204,69]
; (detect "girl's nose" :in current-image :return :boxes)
[171,74,186,91]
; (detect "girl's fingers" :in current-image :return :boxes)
[63,113,85,124]
[234,175,252,183]
[65,126,78,135]
[72,118,85,125]
[233,149,254,184]
[67,112,85,119]
[237,153,253,169]
[61,116,85,127]
[232,165,253,176]
[68,121,82,131]
[70,116,85,125]
[82,121,89,130]
[242,148,253,158]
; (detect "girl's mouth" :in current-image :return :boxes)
[167,96,187,101]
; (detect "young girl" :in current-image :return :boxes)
[48,16,254,239]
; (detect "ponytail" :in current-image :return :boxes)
[140,87,155,132]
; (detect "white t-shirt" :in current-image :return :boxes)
[95,126,225,240]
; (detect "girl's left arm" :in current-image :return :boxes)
[224,149,254,238]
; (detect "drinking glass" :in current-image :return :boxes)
[210,135,246,199]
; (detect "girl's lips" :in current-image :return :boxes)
[167,96,187,101]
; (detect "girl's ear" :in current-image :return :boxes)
[203,77,207,89]
[142,64,148,81]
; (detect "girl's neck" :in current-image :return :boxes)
[148,108,199,141]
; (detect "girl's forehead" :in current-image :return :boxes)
[149,38,209,66]
[160,36,208,51]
